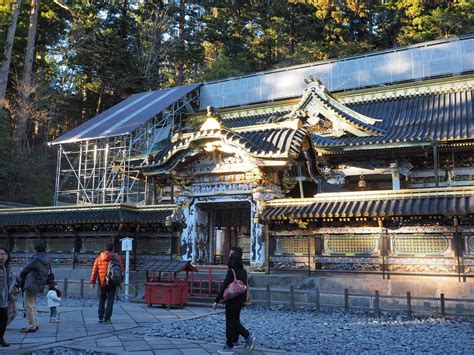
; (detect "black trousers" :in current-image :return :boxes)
[0,307,7,340]
[225,299,249,347]
[50,306,57,319]
[98,284,117,321]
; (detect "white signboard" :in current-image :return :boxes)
[121,237,133,251]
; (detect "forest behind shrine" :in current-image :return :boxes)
[0,0,473,205]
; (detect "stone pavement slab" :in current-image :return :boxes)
[1,302,305,354]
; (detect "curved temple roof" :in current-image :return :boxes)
[313,88,474,148]
[145,126,307,171]
[262,187,474,220]
[0,204,177,226]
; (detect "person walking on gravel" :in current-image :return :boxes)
[213,252,256,354]
[90,243,124,324]
[19,241,51,333]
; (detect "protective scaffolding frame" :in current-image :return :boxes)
[53,90,199,206]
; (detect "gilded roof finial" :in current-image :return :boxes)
[201,106,223,131]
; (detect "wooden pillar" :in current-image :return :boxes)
[73,229,79,270]
[379,219,385,279]
[433,142,439,187]
[170,182,174,204]
[114,226,121,253]
[453,216,464,282]
[307,235,311,277]
[133,226,139,271]
[265,224,270,274]
[152,176,157,205]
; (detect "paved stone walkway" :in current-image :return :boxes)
[1,302,302,354]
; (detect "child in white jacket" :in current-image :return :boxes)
[47,283,62,323]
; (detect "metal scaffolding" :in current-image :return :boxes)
[52,89,199,206]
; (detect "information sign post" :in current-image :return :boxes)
[120,237,133,302]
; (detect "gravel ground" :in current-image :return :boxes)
[134,307,474,354]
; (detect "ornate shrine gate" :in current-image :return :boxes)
[181,196,263,266]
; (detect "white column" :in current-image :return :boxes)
[250,200,265,268]
[179,201,196,261]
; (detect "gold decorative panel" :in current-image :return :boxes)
[275,237,314,255]
[325,236,376,255]
[393,235,449,256]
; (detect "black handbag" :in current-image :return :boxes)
[46,265,55,286]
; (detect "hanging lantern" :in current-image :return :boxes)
[358,175,367,189]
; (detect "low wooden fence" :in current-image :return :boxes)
[58,278,142,299]
[251,286,474,318]
[189,266,227,297]
[52,278,474,318]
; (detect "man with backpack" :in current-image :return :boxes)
[90,243,124,324]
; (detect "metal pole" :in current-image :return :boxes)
[125,250,130,302]
[77,144,83,204]
[53,145,62,205]
[102,143,108,204]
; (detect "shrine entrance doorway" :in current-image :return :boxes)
[195,201,251,265]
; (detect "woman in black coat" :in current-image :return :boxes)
[213,252,256,353]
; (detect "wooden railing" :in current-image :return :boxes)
[189,266,227,297]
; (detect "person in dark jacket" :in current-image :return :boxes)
[19,241,51,333]
[0,247,15,347]
[213,252,256,354]
[90,243,124,324]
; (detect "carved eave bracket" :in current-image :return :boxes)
[292,78,385,137]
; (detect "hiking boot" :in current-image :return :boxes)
[244,334,256,351]
[19,326,37,333]
[98,318,104,323]
[217,345,234,354]
[103,319,112,324]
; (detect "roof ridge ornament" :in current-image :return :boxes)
[201,106,223,131]
[295,77,385,137]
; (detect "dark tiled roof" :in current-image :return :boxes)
[149,127,307,169]
[137,260,197,272]
[313,90,474,147]
[223,110,291,128]
[307,93,386,136]
[240,128,306,157]
[262,192,473,220]
[0,205,175,227]
[325,101,386,135]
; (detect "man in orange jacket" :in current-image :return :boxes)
[90,244,124,324]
